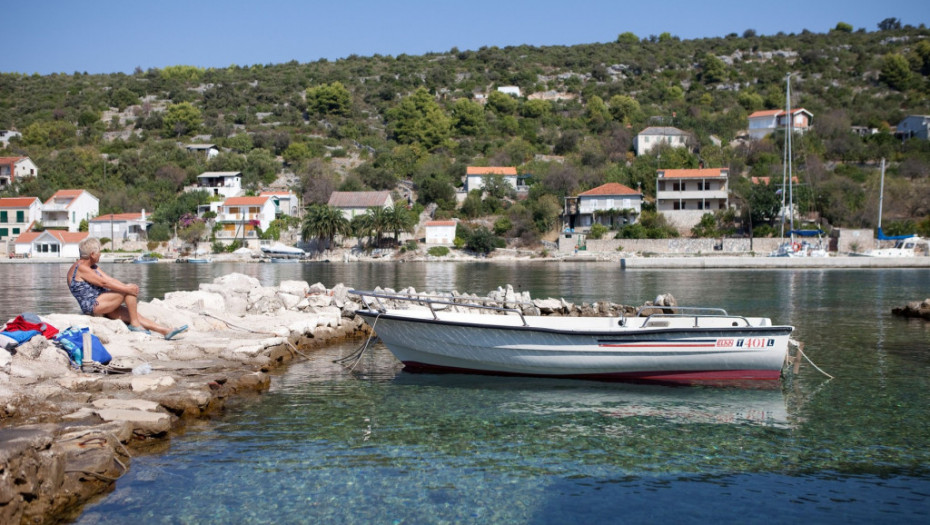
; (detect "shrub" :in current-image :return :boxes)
[428,246,450,257]
[588,223,609,239]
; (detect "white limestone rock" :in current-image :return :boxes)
[131,375,176,392]
[278,280,310,297]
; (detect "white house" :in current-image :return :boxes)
[215,196,277,243]
[896,115,930,140]
[563,183,643,231]
[747,108,813,140]
[497,86,522,97]
[0,197,42,242]
[0,156,38,188]
[327,191,393,221]
[656,168,729,229]
[0,130,21,147]
[89,211,151,243]
[12,230,87,258]
[42,190,99,232]
[464,166,518,193]
[633,127,692,155]
[185,143,220,160]
[259,191,301,217]
[425,220,457,245]
[187,171,243,199]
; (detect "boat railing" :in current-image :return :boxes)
[631,306,752,328]
[349,290,530,326]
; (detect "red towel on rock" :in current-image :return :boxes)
[3,315,59,339]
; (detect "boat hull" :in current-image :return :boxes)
[358,311,792,384]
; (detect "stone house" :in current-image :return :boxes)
[0,197,42,242]
[327,191,393,221]
[747,108,812,140]
[633,127,692,155]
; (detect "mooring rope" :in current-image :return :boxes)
[789,338,834,379]
[335,313,381,370]
[199,311,314,360]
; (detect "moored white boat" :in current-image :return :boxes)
[351,290,794,385]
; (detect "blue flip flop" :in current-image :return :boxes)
[128,324,151,335]
[165,325,188,341]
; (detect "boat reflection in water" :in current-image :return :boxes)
[390,373,792,428]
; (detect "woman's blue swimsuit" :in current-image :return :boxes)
[69,264,109,315]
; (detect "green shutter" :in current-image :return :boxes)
[16,210,24,222]
[0,228,8,237]
[0,211,7,222]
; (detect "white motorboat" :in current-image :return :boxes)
[260,242,306,259]
[859,235,928,257]
[351,290,794,385]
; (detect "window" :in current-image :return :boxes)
[12,228,19,235]
[16,210,24,222]
[0,211,6,222]
[0,228,7,237]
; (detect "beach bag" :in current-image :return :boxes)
[55,327,112,365]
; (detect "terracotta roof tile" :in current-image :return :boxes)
[466,166,518,176]
[224,196,270,206]
[327,191,392,208]
[658,168,728,179]
[0,197,41,208]
[578,183,640,196]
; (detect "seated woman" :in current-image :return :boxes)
[67,237,187,340]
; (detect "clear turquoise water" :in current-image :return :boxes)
[2,263,927,523]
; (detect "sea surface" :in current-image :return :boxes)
[2,262,929,523]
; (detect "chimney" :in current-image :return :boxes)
[141,209,145,222]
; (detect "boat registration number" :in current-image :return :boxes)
[716,338,775,348]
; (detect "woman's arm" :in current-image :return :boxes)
[76,265,140,296]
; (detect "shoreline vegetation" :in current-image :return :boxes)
[0,271,926,522]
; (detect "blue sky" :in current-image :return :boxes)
[4,1,928,75]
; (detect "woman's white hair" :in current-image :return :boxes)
[78,237,102,259]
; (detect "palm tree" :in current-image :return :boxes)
[301,204,349,250]
[365,206,390,248]
[385,206,416,244]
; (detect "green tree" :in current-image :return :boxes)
[487,90,519,115]
[700,54,728,84]
[451,98,487,136]
[386,87,452,150]
[306,82,352,117]
[833,22,853,33]
[584,95,611,131]
[301,204,350,250]
[608,95,640,123]
[879,54,913,91]
[616,32,639,45]
[162,102,202,138]
[385,206,416,244]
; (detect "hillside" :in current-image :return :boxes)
[1,21,929,242]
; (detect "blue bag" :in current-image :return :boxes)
[55,327,112,365]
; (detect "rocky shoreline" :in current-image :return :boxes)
[2,274,670,524]
[0,273,373,524]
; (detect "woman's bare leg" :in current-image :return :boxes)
[97,293,169,335]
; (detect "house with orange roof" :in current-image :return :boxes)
[425,220,458,245]
[89,211,151,243]
[0,156,38,187]
[464,166,519,193]
[563,183,643,232]
[12,230,88,258]
[42,189,99,232]
[327,191,394,220]
[215,195,276,243]
[656,168,729,228]
[747,108,813,140]
[259,190,300,217]
[0,197,42,242]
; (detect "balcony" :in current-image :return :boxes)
[656,189,727,201]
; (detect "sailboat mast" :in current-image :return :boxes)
[877,158,886,232]
[786,74,794,233]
